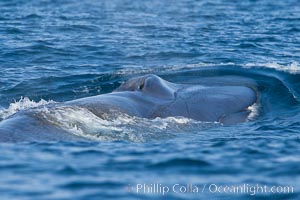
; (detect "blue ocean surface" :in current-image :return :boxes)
[0,0,300,199]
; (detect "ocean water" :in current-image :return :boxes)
[0,0,300,199]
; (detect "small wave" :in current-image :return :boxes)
[0,97,55,120]
[243,61,300,74]
[115,61,300,76]
[149,158,211,169]
[114,62,234,76]
[20,14,43,20]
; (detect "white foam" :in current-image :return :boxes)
[0,97,55,120]
[35,106,217,142]
[244,61,300,74]
[247,103,259,120]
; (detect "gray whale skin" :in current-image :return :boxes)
[0,74,257,142]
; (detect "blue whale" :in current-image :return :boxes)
[0,74,257,142]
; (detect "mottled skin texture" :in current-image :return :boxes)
[0,74,257,142]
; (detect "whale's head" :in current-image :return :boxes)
[113,74,257,124]
[114,74,177,100]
